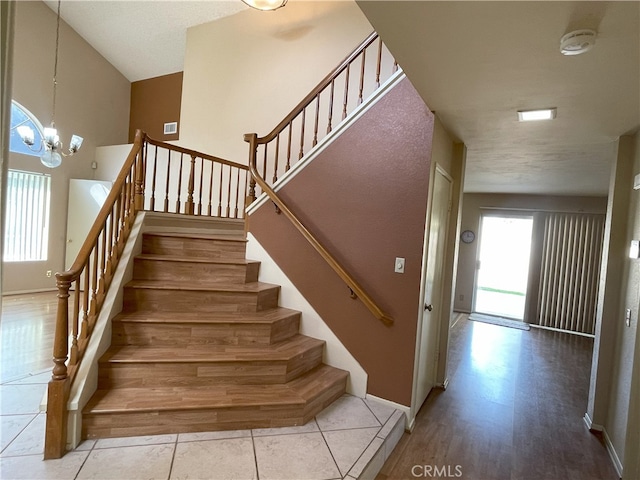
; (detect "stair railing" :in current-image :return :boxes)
[244,32,396,327]
[45,130,250,459]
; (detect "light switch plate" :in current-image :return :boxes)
[630,240,640,259]
[394,257,405,273]
[626,309,632,327]
[634,173,640,190]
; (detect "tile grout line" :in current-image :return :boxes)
[0,412,40,457]
[73,440,97,480]
[166,434,179,480]
[317,419,344,480]
[250,428,260,480]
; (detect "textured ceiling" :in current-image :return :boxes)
[358,1,640,195]
[43,1,247,82]
[44,1,640,195]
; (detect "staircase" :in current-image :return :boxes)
[82,219,348,439]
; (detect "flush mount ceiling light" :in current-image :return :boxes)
[241,0,287,11]
[517,108,557,122]
[560,29,597,56]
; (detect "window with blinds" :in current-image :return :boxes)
[3,170,51,262]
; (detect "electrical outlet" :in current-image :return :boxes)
[626,309,632,327]
[46,270,52,278]
[394,257,405,273]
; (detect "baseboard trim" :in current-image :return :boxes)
[2,288,56,296]
[436,378,449,390]
[602,427,623,478]
[583,412,603,432]
[365,394,412,431]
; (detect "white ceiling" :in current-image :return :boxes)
[43,1,247,82]
[45,1,640,196]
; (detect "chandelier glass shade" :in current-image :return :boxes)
[241,0,287,11]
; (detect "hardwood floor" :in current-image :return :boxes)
[377,316,619,480]
[0,291,57,382]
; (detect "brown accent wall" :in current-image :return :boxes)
[249,78,434,406]
[129,72,183,143]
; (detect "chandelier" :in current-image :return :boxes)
[17,0,82,168]
[241,0,287,11]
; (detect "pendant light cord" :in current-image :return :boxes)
[51,0,61,126]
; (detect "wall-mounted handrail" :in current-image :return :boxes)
[45,130,250,459]
[245,134,393,327]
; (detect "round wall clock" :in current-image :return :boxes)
[461,230,475,244]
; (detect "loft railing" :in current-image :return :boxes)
[245,32,396,327]
[44,131,249,459]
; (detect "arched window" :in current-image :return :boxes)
[9,100,45,157]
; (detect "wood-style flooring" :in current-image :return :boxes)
[1,291,57,382]
[377,316,619,480]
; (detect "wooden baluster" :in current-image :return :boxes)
[313,94,320,147]
[226,163,232,218]
[327,79,335,134]
[299,109,306,160]
[176,153,184,213]
[198,158,204,216]
[82,259,90,331]
[234,168,240,218]
[106,206,115,278]
[286,122,292,171]
[114,192,123,255]
[207,161,214,216]
[149,146,158,211]
[358,48,366,105]
[217,164,224,216]
[273,135,280,183]
[242,170,249,215]
[343,64,350,120]
[186,154,196,215]
[164,150,171,213]
[375,37,383,88]
[262,145,268,180]
[89,247,98,320]
[69,282,79,365]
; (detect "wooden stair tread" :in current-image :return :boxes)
[135,254,260,266]
[112,307,300,324]
[102,335,324,363]
[125,280,278,293]
[85,365,347,414]
[143,232,247,242]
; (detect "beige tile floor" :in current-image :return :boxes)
[0,369,405,480]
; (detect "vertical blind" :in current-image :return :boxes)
[3,170,51,262]
[537,213,605,335]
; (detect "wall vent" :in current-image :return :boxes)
[164,122,178,135]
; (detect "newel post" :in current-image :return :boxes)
[134,134,146,211]
[44,276,72,459]
[244,133,257,204]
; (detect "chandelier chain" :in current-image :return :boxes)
[51,0,61,126]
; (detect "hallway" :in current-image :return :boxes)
[378,316,619,480]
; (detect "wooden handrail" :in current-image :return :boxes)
[255,32,379,145]
[145,136,248,171]
[245,133,393,326]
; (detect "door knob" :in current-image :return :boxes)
[424,304,433,312]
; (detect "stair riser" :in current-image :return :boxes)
[83,370,347,439]
[111,318,300,347]
[123,286,279,313]
[97,346,323,388]
[83,404,306,439]
[133,259,259,284]
[141,235,246,259]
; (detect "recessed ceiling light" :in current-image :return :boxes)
[517,108,557,122]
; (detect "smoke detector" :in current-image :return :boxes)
[560,29,597,55]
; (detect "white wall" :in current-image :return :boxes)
[179,1,373,165]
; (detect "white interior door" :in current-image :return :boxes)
[413,165,452,412]
[65,179,112,270]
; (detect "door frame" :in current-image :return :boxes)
[471,210,535,320]
[410,163,453,423]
